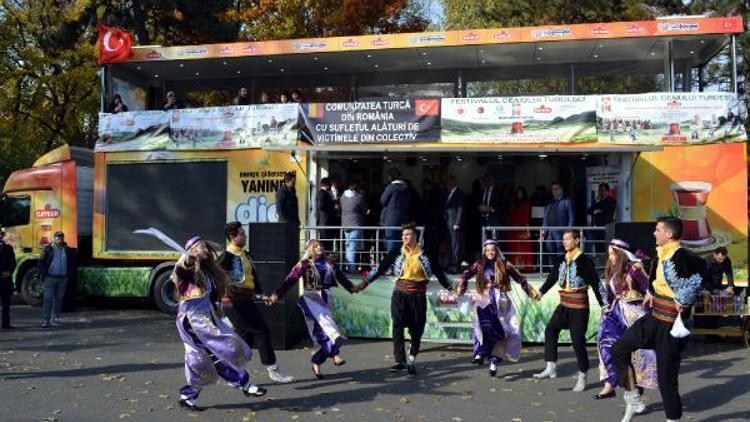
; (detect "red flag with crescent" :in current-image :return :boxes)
[98,24,133,64]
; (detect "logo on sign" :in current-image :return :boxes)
[242,44,259,53]
[410,35,446,44]
[219,46,234,55]
[462,32,480,41]
[666,100,682,109]
[235,196,278,224]
[476,106,485,114]
[178,47,208,56]
[293,42,326,50]
[415,99,439,116]
[533,105,552,113]
[493,30,513,40]
[35,204,60,219]
[341,38,359,48]
[625,24,645,34]
[592,25,610,35]
[121,119,135,126]
[371,37,388,47]
[532,27,572,39]
[146,50,162,59]
[658,22,699,32]
[223,112,236,120]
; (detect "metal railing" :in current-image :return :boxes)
[481,226,608,276]
[301,225,425,272]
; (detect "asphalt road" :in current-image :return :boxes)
[0,303,748,422]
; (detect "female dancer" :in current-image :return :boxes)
[457,239,540,376]
[595,239,657,400]
[172,236,266,411]
[267,239,363,378]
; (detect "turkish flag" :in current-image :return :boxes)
[415,99,440,116]
[98,24,133,64]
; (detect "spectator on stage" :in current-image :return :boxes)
[109,94,129,113]
[163,91,183,110]
[478,175,503,241]
[316,177,337,252]
[276,172,300,226]
[380,169,412,255]
[443,175,465,274]
[542,181,575,269]
[234,87,251,106]
[279,92,291,104]
[507,186,533,271]
[291,90,304,103]
[586,183,617,254]
[705,247,734,295]
[259,91,272,104]
[340,180,368,272]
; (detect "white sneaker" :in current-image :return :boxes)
[52,318,63,326]
[267,364,294,384]
[621,390,647,422]
[533,362,557,379]
[573,371,588,392]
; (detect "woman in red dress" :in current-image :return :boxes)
[506,187,534,271]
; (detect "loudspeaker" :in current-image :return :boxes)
[247,222,305,349]
[248,223,299,263]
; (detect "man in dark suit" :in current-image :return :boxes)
[276,172,300,226]
[543,181,575,269]
[443,175,465,273]
[316,177,337,251]
[0,228,17,329]
[586,182,616,254]
[479,175,503,241]
[380,169,412,254]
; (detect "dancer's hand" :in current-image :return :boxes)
[642,291,654,308]
[674,300,683,313]
[265,293,278,306]
[530,290,541,301]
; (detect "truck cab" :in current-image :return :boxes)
[0,145,93,305]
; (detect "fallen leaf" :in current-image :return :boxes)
[118,414,130,419]
[399,397,410,404]
[52,410,62,415]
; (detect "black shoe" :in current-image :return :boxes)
[593,390,616,399]
[242,384,267,397]
[178,399,205,412]
[637,386,644,396]
[390,363,407,372]
[312,365,324,380]
[333,359,346,367]
[406,363,417,375]
[471,356,484,365]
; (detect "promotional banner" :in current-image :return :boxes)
[170,104,299,149]
[96,105,299,152]
[97,111,171,152]
[597,92,747,145]
[441,96,598,143]
[632,143,748,283]
[301,99,441,144]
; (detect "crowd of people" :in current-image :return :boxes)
[156,216,714,422]
[304,169,617,275]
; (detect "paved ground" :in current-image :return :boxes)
[0,302,748,422]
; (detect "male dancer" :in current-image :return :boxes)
[533,229,606,392]
[219,222,294,384]
[613,217,703,422]
[360,222,454,375]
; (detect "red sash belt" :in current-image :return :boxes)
[652,294,679,323]
[559,289,589,309]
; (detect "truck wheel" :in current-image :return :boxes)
[152,270,178,314]
[20,268,44,307]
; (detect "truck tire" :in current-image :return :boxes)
[152,270,178,314]
[20,268,44,307]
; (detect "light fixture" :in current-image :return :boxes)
[478,49,484,53]
[496,154,503,160]
[689,50,695,54]
[536,57,542,61]
[366,54,372,58]
[426,62,431,66]
[455,156,464,162]
[237,70,241,74]
[154,74,159,78]
[700,40,705,44]
[280,68,285,72]
[481,59,486,64]
[223,61,227,65]
[195,72,200,76]
[538,46,543,50]
[581,154,588,160]
[179,63,184,68]
[421,52,427,56]
[323,66,328,70]
[267,59,273,63]
[650,52,656,55]
[136,66,141,70]
[419,156,428,163]
[383,155,389,161]
[386,158,393,163]
[538,154,547,159]
[598,44,603,48]
[374,64,379,68]
[313,56,319,61]
[593,54,599,58]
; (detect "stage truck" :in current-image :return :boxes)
[1,14,746,345]
[0,143,308,314]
